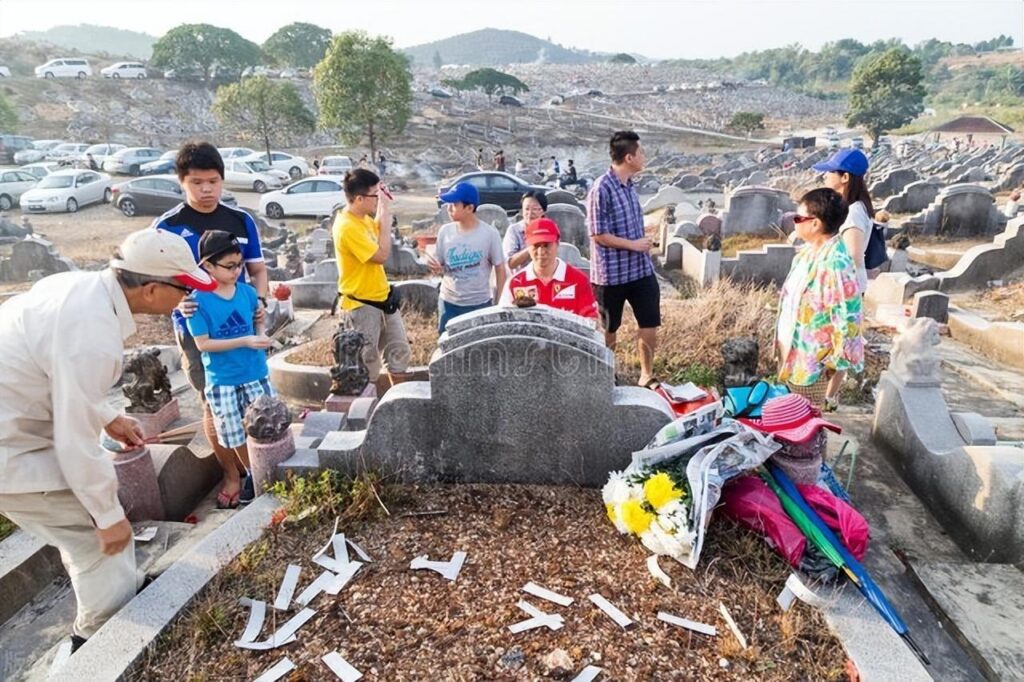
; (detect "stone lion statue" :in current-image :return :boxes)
[329,327,370,396]
[888,318,941,385]
[122,348,172,413]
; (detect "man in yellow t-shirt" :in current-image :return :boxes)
[332,168,411,393]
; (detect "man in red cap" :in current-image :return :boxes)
[499,218,598,320]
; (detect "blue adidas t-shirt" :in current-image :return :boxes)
[152,202,264,335]
[185,283,269,387]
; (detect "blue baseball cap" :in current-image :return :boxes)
[439,181,479,206]
[813,148,869,176]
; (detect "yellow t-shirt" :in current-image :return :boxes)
[332,208,389,311]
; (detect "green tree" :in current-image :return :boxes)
[847,48,926,142]
[458,68,528,101]
[609,53,637,65]
[432,49,443,70]
[151,23,262,81]
[314,31,412,158]
[728,111,765,137]
[0,93,17,131]
[263,22,332,69]
[213,76,315,159]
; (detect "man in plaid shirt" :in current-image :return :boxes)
[586,130,662,389]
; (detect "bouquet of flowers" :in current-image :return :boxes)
[603,466,696,563]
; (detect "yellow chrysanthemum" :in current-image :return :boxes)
[606,503,617,525]
[644,472,682,510]
[620,499,655,535]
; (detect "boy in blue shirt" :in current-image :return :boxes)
[186,230,273,508]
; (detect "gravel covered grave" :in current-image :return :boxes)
[135,481,846,681]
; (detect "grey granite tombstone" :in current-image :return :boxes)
[1,237,74,282]
[476,204,510,234]
[311,307,672,487]
[546,203,589,257]
[911,291,949,324]
[723,186,794,234]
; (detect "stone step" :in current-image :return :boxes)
[934,338,1024,412]
[906,562,1024,681]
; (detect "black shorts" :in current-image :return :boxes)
[592,273,662,334]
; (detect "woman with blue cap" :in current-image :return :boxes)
[813,148,874,294]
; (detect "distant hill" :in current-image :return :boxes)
[16,24,156,60]
[402,28,601,67]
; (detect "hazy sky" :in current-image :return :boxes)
[1,0,1022,60]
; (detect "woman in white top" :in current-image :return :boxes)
[813,148,875,294]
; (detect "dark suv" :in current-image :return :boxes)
[0,134,34,164]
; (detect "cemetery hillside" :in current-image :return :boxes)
[0,12,1022,682]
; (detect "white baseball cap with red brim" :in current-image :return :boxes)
[109,229,216,292]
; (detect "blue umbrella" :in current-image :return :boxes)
[767,462,929,666]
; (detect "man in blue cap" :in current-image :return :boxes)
[429,182,506,332]
[813,148,875,294]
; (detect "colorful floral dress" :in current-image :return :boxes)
[777,236,864,386]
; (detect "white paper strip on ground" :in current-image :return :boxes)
[133,526,158,542]
[48,641,72,678]
[409,551,466,581]
[570,665,603,682]
[588,594,634,629]
[313,517,341,559]
[252,656,296,682]
[719,602,748,649]
[314,553,352,574]
[322,650,363,681]
[332,533,350,566]
[273,565,301,611]
[646,555,672,588]
[324,561,363,595]
[657,611,717,636]
[508,615,563,633]
[233,635,297,650]
[346,537,373,562]
[522,581,574,606]
[237,598,267,643]
[295,571,337,606]
[514,600,564,631]
[777,573,828,612]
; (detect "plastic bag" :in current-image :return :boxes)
[721,475,806,567]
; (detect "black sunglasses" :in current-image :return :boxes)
[148,280,192,294]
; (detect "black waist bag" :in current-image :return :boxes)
[348,287,401,314]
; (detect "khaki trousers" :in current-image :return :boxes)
[0,490,138,638]
[346,305,412,381]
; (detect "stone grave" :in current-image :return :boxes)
[0,237,75,282]
[384,240,430,277]
[873,318,1024,564]
[902,184,1007,237]
[542,189,586,214]
[475,204,510,234]
[881,180,942,215]
[285,258,339,309]
[545,203,589,257]
[641,185,688,213]
[298,306,673,487]
[869,168,921,199]
[722,186,794,234]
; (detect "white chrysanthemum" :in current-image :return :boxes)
[601,471,632,505]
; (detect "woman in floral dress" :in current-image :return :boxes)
[776,188,864,411]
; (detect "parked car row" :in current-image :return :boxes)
[20,169,112,213]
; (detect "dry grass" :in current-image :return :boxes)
[960,279,1024,322]
[0,515,15,542]
[132,482,848,682]
[614,279,778,386]
[288,310,438,368]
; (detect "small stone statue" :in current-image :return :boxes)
[122,348,173,413]
[704,233,722,252]
[283,239,301,277]
[888,318,941,386]
[720,337,760,388]
[329,327,370,396]
[243,394,293,443]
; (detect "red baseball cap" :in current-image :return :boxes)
[525,217,560,245]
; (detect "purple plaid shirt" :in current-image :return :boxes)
[587,168,654,286]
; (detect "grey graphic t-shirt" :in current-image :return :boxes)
[436,220,505,306]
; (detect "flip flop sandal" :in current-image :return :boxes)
[640,377,662,391]
[216,489,240,510]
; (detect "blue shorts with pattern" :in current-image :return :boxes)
[204,378,275,448]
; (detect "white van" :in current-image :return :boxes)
[101,62,147,79]
[35,58,92,79]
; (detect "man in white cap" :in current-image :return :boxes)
[0,229,216,654]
